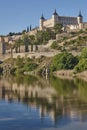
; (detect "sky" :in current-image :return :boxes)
[0,0,87,35]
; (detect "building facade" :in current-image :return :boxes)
[39,10,87,31]
[0,37,6,56]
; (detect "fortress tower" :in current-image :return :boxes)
[0,37,6,56]
[52,9,59,26]
[77,11,83,24]
[40,14,45,30]
[77,11,83,29]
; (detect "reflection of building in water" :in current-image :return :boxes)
[0,77,87,123]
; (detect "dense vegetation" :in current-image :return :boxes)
[1,25,87,75]
[50,51,78,72]
[5,23,63,52]
[14,56,38,74]
[1,46,87,75]
[0,56,39,75]
[50,47,87,73]
[74,48,87,72]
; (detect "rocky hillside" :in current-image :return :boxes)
[50,29,87,56]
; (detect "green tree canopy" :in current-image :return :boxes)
[81,47,87,59]
[35,29,56,45]
[51,41,57,49]
[15,38,22,53]
[74,58,87,72]
[29,35,35,44]
[15,56,24,68]
[50,51,78,71]
[22,34,30,52]
[54,23,63,34]
[24,62,38,71]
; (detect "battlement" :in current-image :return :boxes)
[39,10,86,31]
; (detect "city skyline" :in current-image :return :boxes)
[0,0,87,35]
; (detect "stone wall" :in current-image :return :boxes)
[12,45,38,54]
[0,42,6,56]
[43,18,54,28]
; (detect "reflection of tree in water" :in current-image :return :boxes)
[1,75,87,124]
[50,76,78,96]
[50,76,87,101]
[12,75,38,86]
[2,85,5,99]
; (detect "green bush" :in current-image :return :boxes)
[74,58,87,72]
[81,48,87,59]
[50,51,78,72]
[51,41,57,49]
[15,68,25,74]
[15,56,24,68]
[24,62,38,71]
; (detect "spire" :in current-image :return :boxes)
[53,9,58,15]
[40,14,45,20]
[78,11,82,17]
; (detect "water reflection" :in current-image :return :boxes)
[0,75,87,128]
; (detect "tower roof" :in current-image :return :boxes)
[40,14,45,20]
[53,9,58,15]
[78,11,83,17]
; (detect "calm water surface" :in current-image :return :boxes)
[0,75,87,130]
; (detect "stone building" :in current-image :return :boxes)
[0,37,6,56]
[39,10,87,31]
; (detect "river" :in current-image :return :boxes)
[0,75,87,130]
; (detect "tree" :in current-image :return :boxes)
[74,58,87,72]
[74,47,87,73]
[22,30,26,34]
[35,31,44,44]
[15,56,24,68]
[24,62,38,71]
[81,47,87,59]
[51,41,57,49]
[29,35,35,44]
[54,23,63,34]
[15,38,22,53]
[22,34,30,52]
[50,51,78,71]
[8,32,15,36]
[35,29,55,45]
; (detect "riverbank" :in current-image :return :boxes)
[54,70,87,82]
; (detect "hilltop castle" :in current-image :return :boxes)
[39,10,87,31]
[0,9,87,54]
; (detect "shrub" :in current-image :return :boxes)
[74,58,87,72]
[15,68,25,74]
[51,41,57,49]
[24,62,38,71]
[15,56,24,68]
[81,47,87,59]
[50,51,78,72]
